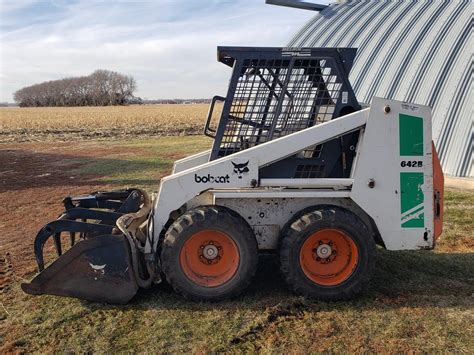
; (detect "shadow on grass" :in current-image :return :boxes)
[82,249,474,313]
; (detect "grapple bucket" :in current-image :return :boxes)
[22,189,153,304]
[22,235,137,304]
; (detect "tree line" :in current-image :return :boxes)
[14,69,137,107]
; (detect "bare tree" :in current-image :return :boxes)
[13,70,137,107]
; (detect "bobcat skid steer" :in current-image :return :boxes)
[22,47,444,304]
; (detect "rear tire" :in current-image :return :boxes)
[161,205,258,301]
[280,206,375,301]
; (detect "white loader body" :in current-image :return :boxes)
[150,97,441,253]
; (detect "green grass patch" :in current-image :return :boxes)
[3,245,473,352]
[439,189,474,252]
[74,136,211,189]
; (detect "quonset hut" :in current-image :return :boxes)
[270,0,472,178]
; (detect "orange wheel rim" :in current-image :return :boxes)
[299,229,359,286]
[179,230,240,287]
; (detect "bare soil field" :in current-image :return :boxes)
[0,135,473,352]
[0,104,213,142]
[0,137,211,280]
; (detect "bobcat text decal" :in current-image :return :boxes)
[194,160,250,184]
[194,174,230,183]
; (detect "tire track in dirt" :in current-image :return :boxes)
[0,252,13,292]
[222,301,308,351]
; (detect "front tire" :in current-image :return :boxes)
[161,206,258,301]
[280,206,375,301]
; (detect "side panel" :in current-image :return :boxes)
[172,150,211,174]
[213,196,373,250]
[351,97,434,250]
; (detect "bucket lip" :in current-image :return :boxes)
[21,282,41,295]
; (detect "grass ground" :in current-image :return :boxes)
[72,136,213,189]
[0,136,473,353]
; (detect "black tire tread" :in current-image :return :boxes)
[280,205,376,301]
[161,205,258,301]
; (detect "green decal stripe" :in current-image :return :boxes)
[402,213,424,228]
[400,172,424,228]
[399,114,424,156]
[401,203,424,220]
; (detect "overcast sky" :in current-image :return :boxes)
[0,0,330,102]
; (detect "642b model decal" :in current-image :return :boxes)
[401,160,423,168]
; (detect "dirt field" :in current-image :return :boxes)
[0,137,211,279]
[1,136,473,353]
[0,104,215,142]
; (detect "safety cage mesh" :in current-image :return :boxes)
[216,55,344,157]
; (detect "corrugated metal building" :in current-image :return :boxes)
[284,0,472,177]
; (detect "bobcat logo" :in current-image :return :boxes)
[232,161,249,179]
[89,263,106,281]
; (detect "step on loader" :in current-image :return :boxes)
[22,47,444,304]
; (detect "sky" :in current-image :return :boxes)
[0,0,329,102]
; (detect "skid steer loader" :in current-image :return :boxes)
[22,47,444,304]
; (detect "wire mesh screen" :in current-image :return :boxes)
[217,56,343,157]
[295,164,325,178]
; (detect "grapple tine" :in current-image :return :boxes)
[34,220,114,271]
[53,233,62,256]
[70,232,76,247]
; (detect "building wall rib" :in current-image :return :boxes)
[289,0,473,177]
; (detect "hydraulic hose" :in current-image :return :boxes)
[115,189,155,289]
